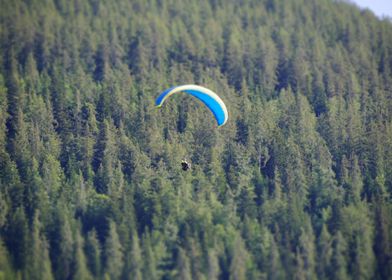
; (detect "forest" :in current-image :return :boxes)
[0,0,392,279]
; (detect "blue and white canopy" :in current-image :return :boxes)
[155,84,228,126]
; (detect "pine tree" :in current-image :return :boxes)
[73,228,93,280]
[223,26,244,90]
[85,229,101,278]
[104,221,124,280]
[5,207,28,270]
[53,211,74,280]
[4,50,24,140]
[0,75,8,151]
[294,227,316,280]
[0,238,14,280]
[229,234,249,280]
[175,248,192,280]
[25,212,54,280]
[330,231,349,280]
[94,44,109,82]
[93,120,117,194]
[317,225,333,280]
[141,232,158,280]
[207,249,220,280]
[373,200,392,279]
[267,234,285,280]
[129,232,142,280]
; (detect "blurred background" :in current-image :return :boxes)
[350,0,392,18]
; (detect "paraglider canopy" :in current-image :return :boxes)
[155,84,228,126]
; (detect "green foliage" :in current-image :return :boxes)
[25,213,54,280]
[104,221,124,280]
[1,0,392,279]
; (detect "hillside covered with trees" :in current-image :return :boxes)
[1,0,392,279]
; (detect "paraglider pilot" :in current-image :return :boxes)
[181,159,191,171]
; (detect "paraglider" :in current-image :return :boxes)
[181,159,191,171]
[156,84,228,171]
[155,84,228,126]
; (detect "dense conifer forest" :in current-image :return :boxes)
[1,0,392,279]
